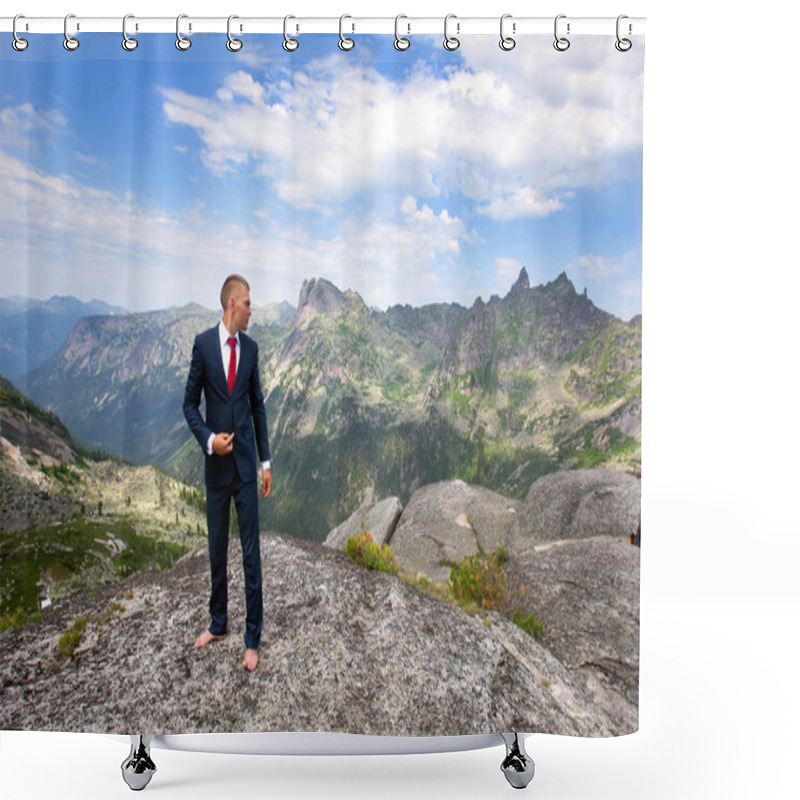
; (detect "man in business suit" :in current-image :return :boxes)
[183,274,272,672]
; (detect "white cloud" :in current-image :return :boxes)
[569,251,636,281]
[563,250,642,319]
[495,257,524,286]
[478,186,564,220]
[0,150,474,311]
[0,103,67,150]
[157,38,643,219]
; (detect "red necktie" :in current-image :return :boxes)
[227,336,237,395]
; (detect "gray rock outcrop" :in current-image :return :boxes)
[507,469,640,553]
[0,533,621,737]
[505,536,640,733]
[324,497,403,550]
[386,480,520,583]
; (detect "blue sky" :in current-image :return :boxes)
[0,33,643,319]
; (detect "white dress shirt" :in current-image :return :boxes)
[206,321,271,473]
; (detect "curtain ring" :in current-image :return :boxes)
[499,14,515,51]
[283,15,299,51]
[176,14,192,50]
[122,14,138,51]
[553,14,570,51]
[63,13,79,51]
[338,14,355,51]
[227,15,243,51]
[443,14,460,51]
[394,15,410,51]
[615,14,632,51]
[12,15,29,51]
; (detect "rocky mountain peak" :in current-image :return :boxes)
[508,267,530,296]
[548,271,575,293]
[296,278,345,326]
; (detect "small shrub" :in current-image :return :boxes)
[179,484,206,512]
[41,463,79,485]
[514,610,545,639]
[344,526,398,574]
[447,547,545,640]
[57,617,87,660]
[0,608,29,631]
[449,547,509,612]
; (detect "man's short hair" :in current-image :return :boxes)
[220,274,250,309]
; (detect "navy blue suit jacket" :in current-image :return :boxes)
[183,326,270,489]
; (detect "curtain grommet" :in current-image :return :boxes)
[12,15,29,51]
[63,13,80,51]
[338,15,355,51]
[499,14,516,51]
[553,15,570,52]
[443,14,460,51]
[226,15,243,52]
[615,15,632,51]
[283,15,299,52]
[394,15,410,51]
[176,14,192,51]
[122,14,138,51]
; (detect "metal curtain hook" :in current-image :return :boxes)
[499,13,516,51]
[122,14,138,51]
[443,14,460,51]
[394,15,410,50]
[227,15,243,51]
[176,14,192,50]
[63,13,79,51]
[283,15,299,51]
[554,14,570,51]
[339,14,355,51]
[615,14,632,51]
[12,14,29,51]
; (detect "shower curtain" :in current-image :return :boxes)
[0,25,643,738]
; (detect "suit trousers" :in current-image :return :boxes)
[205,462,263,650]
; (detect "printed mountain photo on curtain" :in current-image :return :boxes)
[0,33,643,737]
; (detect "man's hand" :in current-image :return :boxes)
[261,468,272,498]
[212,432,234,456]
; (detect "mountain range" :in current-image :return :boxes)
[17,271,641,540]
[0,296,126,389]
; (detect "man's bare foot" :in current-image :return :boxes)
[194,630,226,649]
[242,648,259,671]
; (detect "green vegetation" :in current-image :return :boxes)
[513,610,545,638]
[449,548,509,612]
[558,424,639,469]
[179,484,206,512]
[0,375,71,439]
[0,519,187,619]
[57,616,87,661]
[399,547,544,640]
[344,525,399,574]
[41,463,80,485]
[446,547,544,639]
[55,593,132,662]
[0,608,41,631]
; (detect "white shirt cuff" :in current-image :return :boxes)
[206,433,215,456]
[262,461,271,471]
